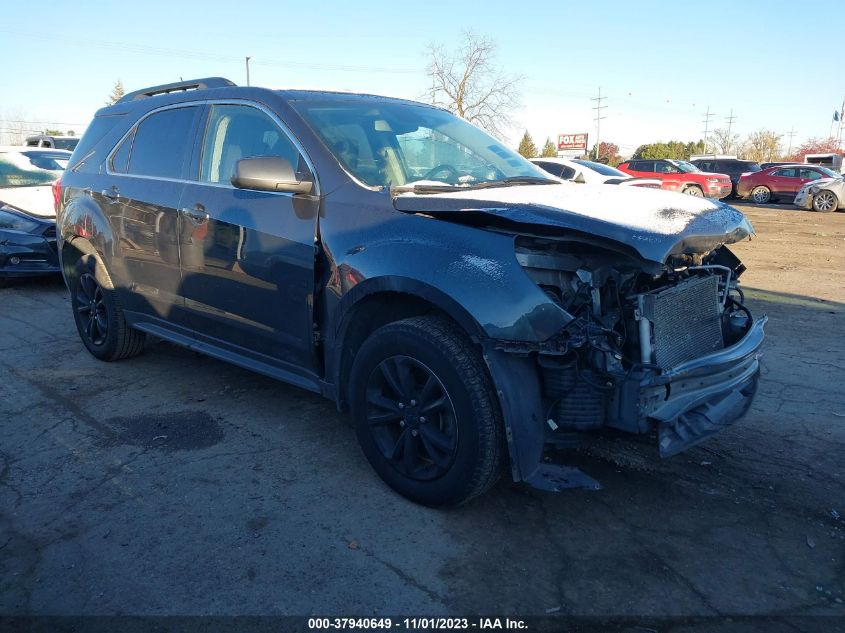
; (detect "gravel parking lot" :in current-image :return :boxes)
[1,203,843,623]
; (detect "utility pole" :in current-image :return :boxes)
[725,109,737,152]
[591,87,607,160]
[702,106,715,154]
[785,127,797,157]
[245,56,252,86]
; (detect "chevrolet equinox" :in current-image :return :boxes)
[56,78,766,505]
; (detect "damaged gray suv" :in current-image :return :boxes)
[56,78,766,506]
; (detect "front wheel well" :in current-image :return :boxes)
[333,292,475,411]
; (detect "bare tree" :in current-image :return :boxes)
[711,128,740,155]
[426,31,522,139]
[740,129,782,163]
[0,109,32,145]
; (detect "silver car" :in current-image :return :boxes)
[794,174,845,212]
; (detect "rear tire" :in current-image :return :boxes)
[683,185,704,197]
[349,315,503,506]
[812,190,838,213]
[751,185,771,204]
[70,254,145,361]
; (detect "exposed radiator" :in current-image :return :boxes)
[641,275,724,369]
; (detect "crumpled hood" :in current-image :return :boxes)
[0,186,55,218]
[394,182,754,266]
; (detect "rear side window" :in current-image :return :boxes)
[799,168,824,180]
[536,162,563,178]
[127,107,198,179]
[68,115,126,173]
[110,131,134,173]
[773,168,797,178]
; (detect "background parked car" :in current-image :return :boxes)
[794,174,845,212]
[530,157,662,188]
[690,158,761,197]
[24,134,80,151]
[616,158,732,198]
[736,164,841,204]
[0,147,67,284]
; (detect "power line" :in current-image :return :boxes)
[591,87,607,157]
[1,120,88,126]
[0,28,420,75]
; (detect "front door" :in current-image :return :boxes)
[178,103,320,376]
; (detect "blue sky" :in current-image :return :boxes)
[2,0,842,154]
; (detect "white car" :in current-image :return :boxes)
[0,146,71,217]
[794,176,845,212]
[531,157,662,188]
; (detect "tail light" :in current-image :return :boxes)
[52,178,62,213]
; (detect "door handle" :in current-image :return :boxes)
[101,185,119,201]
[180,204,209,225]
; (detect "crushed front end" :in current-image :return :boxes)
[496,235,766,489]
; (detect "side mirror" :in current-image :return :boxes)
[231,157,313,194]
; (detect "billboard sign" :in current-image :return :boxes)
[557,133,589,151]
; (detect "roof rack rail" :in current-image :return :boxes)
[117,77,236,103]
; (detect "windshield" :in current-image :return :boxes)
[292,99,553,188]
[572,159,628,177]
[0,151,65,187]
[669,160,700,173]
[817,166,842,179]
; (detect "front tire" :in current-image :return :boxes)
[751,185,772,204]
[349,316,503,506]
[812,190,838,213]
[683,185,704,197]
[70,254,145,361]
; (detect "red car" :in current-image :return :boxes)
[736,164,841,204]
[617,158,732,198]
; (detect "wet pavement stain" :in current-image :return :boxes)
[104,411,225,451]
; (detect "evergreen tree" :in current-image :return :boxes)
[540,137,557,157]
[107,80,125,105]
[517,130,538,158]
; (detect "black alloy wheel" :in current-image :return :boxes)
[365,355,459,481]
[349,315,504,507]
[75,272,109,347]
[70,253,145,361]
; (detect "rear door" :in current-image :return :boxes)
[177,102,321,376]
[101,104,202,324]
[797,167,827,193]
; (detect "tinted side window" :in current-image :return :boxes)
[535,162,563,178]
[110,131,134,173]
[773,168,797,178]
[127,107,198,179]
[559,165,576,179]
[799,168,824,180]
[200,104,303,184]
[633,161,653,172]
